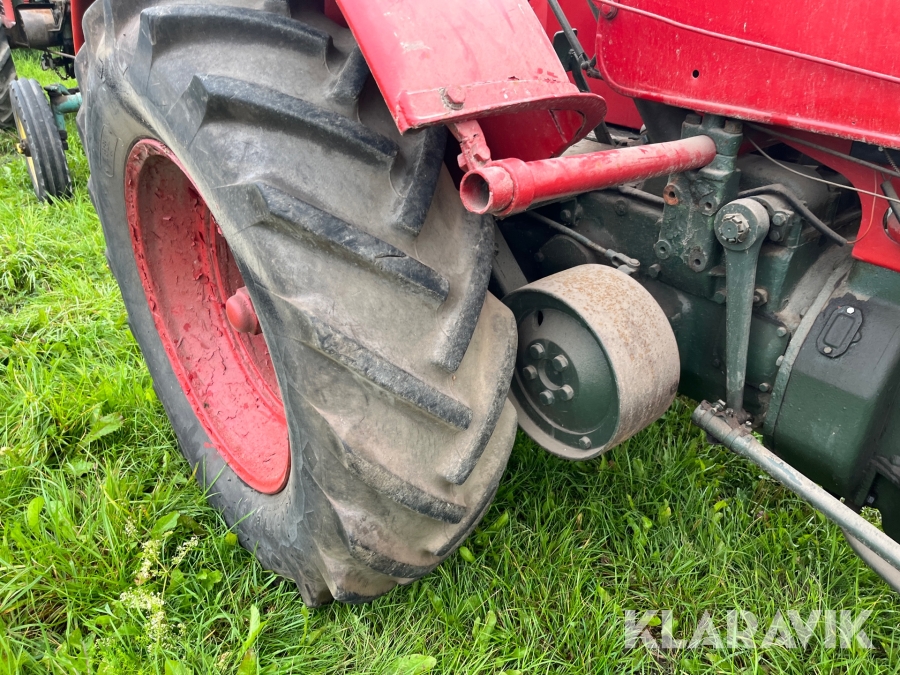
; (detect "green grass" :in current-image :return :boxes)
[1,51,897,674]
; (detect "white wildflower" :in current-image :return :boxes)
[134,538,163,585]
[172,536,199,567]
[120,587,171,651]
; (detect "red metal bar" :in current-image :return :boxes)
[70,0,92,53]
[459,135,718,216]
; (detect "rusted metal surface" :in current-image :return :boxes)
[694,400,900,578]
[459,135,717,216]
[505,264,680,460]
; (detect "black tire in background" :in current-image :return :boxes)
[75,0,518,605]
[10,78,71,201]
[0,25,15,129]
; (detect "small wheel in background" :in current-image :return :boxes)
[10,78,71,201]
[0,25,16,129]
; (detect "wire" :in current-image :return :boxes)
[738,184,847,246]
[746,123,900,180]
[746,136,894,204]
[598,1,900,87]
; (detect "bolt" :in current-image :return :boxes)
[712,357,721,368]
[759,382,771,393]
[599,3,617,18]
[724,119,743,134]
[551,355,569,372]
[718,213,750,244]
[539,389,555,406]
[769,229,782,242]
[529,342,546,360]
[754,288,769,306]
[846,306,856,314]
[444,85,466,107]
[615,199,628,216]
[558,384,575,401]
[663,183,680,206]
[578,436,593,450]
[225,287,261,335]
[823,346,833,355]
[648,263,662,279]
[522,365,538,381]
[560,208,573,223]
[772,212,789,227]
[776,326,788,337]
[866,494,876,506]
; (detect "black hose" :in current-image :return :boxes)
[738,184,847,246]
[881,181,900,226]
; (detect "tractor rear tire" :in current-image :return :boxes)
[75,0,518,605]
[0,25,15,129]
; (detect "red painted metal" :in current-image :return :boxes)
[334,0,606,161]
[125,139,290,494]
[225,287,262,336]
[595,0,900,151]
[70,0,91,53]
[529,0,643,130]
[1,0,15,30]
[459,134,717,216]
[755,128,900,273]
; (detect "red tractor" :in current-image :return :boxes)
[7,0,900,605]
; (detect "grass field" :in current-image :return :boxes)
[1,52,897,674]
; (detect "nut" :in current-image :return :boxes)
[529,342,546,360]
[522,365,538,381]
[577,436,592,450]
[551,355,569,372]
[539,390,555,406]
[558,385,575,401]
[718,213,750,244]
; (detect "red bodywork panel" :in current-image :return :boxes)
[334,0,606,161]
[595,0,900,151]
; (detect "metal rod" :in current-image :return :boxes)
[460,135,718,216]
[547,0,590,69]
[693,401,900,575]
[524,211,640,271]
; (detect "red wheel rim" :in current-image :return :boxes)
[124,139,290,493]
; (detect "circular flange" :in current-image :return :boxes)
[504,265,681,459]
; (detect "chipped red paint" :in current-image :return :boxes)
[460,135,717,216]
[125,139,290,494]
[334,0,606,162]
[596,0,900,151]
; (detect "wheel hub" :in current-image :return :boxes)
[124,139,290,493]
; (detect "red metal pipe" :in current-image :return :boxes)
[459,135,718,216]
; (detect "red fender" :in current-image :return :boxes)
[333,0,606,162]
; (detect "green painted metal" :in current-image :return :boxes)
[714,198,769,412]
[654,114,742,297]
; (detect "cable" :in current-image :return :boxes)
[746,123,900,180]
[738,184,847,246]
[746,136,894,204]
